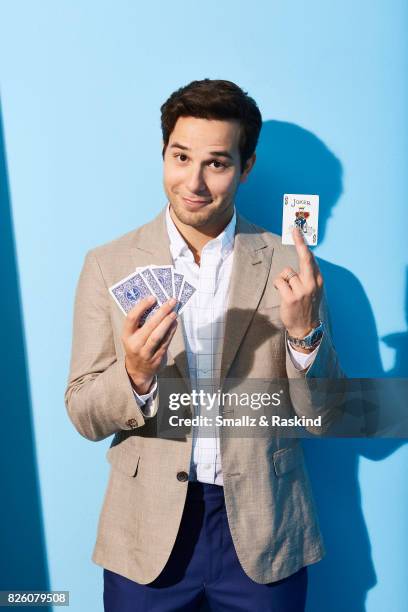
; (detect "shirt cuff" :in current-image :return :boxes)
[287,340,321,370]
[132,376,158,416]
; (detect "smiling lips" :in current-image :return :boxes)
[182,196,212,207]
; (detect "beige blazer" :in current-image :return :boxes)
[65,206,345,585]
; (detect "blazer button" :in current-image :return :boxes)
[177,471,188,482]
[126,418,138,429]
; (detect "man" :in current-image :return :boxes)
[65,79,344,611]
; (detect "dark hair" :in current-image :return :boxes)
[160,79,262,173]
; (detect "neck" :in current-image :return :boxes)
[169,205,234,265]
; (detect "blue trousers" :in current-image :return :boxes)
[103,481,308,611]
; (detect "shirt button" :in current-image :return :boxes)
[177,471,189,482]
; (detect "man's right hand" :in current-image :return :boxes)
[122,296,178,394]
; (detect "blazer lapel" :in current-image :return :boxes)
[130,207,191,391]
[219,213,274,388]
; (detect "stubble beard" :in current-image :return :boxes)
[170,194,234,229]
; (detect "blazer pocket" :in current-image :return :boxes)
[106,445,141,478]
[272,445,303,477]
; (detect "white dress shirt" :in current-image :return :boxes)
[132,203,319,485]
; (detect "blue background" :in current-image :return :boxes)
[1,2,407,610]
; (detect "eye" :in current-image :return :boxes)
[174,154,227,169]
[209,160,227,169]
[175,153,188,162]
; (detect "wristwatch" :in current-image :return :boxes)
[287,320,325,350]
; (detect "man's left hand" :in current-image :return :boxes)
[273,226,324,338]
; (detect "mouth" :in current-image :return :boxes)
[182,196,212,209]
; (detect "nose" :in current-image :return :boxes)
[185,163,208,195]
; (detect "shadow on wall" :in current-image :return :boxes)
[0,101,50,606]
[235,120,407,612]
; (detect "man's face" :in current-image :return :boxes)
[163,116,255,230]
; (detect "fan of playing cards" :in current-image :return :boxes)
[109,265,196,324]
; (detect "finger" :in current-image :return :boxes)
[286,273,304,296]
[289,235,323,291]
[279,266,299,282]
[143,311,178,357]
[315,270,324,289]
[149,319,178,367]
[292,227,317,279]
[123,296,157,337]
[151,319,178,360]
[279,266,303,292]
[136,298,177,344]
[313,260,323,283]
[273,277,295,302]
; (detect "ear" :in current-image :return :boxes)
[240,152,256,183]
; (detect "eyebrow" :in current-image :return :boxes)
[169,142,234,161]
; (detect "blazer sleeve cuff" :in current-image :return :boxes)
[284,329,346,434]
[285,329,336,379]
[132,376,159,419]
[99,357,150,430]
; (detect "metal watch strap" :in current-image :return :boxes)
[287,320,324,350]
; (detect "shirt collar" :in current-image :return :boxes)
[165,202,236,261]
